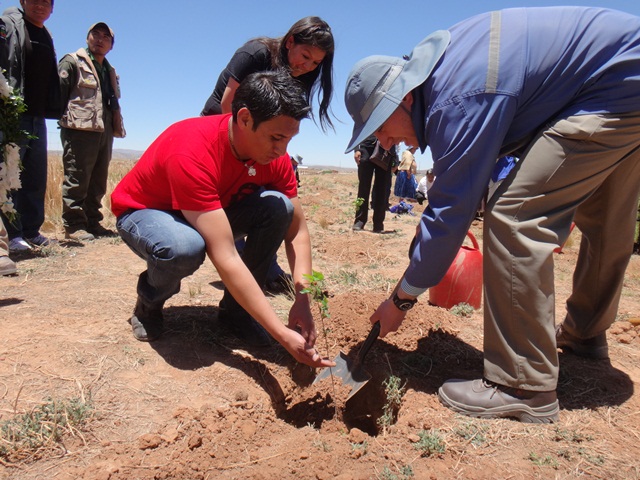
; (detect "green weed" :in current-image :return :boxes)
[0,396,93,462]
[353,197,365,214]
[377,465,414,480]
[528,452,559,468]
[415,429,446,457]
[377,375,406,432]
[453,421,487,446]
[449,302,475,317]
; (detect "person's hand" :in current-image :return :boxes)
[280,328,336,368]
[370,298,407,338]
[287,296,316,346]
[354,151,361,165]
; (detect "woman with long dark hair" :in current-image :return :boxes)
[201,16,334,132]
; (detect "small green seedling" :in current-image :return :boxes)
[302,270,331,356]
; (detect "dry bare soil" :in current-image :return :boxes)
[2,167,640,480]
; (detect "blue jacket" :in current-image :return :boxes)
[403,6,640,295]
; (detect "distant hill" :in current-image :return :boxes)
[49,150,356,170]
[48,149,143,161]
[111,149,143,161]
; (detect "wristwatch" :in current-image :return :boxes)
[392,292,417,311]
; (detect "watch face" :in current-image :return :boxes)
[397,301,414,311]
[393,293,416,311]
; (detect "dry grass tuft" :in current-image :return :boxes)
[43,155,134,232]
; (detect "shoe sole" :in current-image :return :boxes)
[438,388,560,424]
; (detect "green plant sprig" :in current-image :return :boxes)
[353,197,365,214]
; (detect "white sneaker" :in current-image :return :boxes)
[9,237,32,252]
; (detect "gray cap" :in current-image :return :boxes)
[88,22,115,44]
[344,30,450,153]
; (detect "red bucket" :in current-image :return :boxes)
[429,231,483,309]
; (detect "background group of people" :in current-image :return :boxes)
[352,136,436,233]
[1,0,122,276]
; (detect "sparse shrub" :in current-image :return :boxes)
[415,429,446,457]
[453,421,487,446]
[351,440,368,454]
[313,438,331,452]
[578,448,605,466]
[450,302,474,317]
[377,465,414,480]
[377,375,406,432]
[337,269,359,285]
[528,452,559,469]
[552,427,592,443]
[0,396,93,462]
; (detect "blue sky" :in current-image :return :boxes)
[15,0,640,169]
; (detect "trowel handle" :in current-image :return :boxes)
[357,321,380,364]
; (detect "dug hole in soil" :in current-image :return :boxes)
[2,167,640,480]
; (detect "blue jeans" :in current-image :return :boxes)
[1,115,48,239]
[116,189,294,316]
[234,237,286,282]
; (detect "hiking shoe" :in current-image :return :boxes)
[26,234,57,247]
[87,224,118,238]
[218,302,273,347]
[352,221,364,231]
[65,228,95,242]
[438,378,559,424]
[129,297,164,342]
[9,237,32,252]
[0,256,17,276]
[556,323,609,359]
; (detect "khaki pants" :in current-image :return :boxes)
[483,112,640,391]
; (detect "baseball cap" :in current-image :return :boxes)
[88,22,115,43]
[344,30,450,153]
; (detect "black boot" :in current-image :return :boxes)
[129,297,164,342]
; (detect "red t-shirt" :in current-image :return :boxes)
[111,114,297,217]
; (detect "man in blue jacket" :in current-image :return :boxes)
[344,7,640,423]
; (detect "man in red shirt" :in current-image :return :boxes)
[111,71,334,369]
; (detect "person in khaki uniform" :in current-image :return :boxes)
[58,21,125,242]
